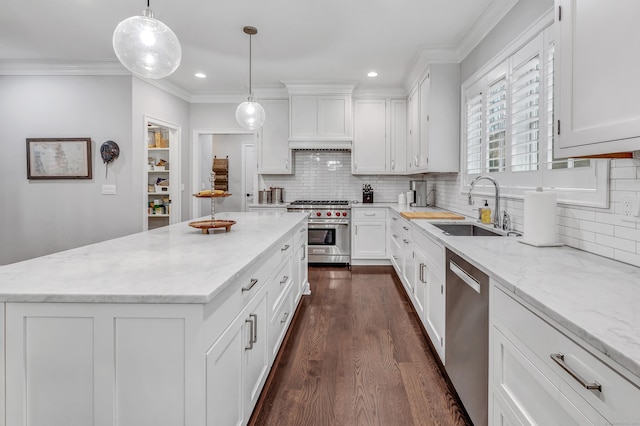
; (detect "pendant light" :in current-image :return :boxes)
[112,0,182,79]
[235,26,266,130]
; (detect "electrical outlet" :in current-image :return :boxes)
[624,200,632,217]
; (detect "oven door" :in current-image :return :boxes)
[307,221,350,264]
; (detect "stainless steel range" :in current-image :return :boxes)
[287,200,351,265]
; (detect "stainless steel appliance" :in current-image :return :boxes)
[445,249,489,426]
[409,180,428,207]
[287,200,351,265]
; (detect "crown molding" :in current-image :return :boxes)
[353,88,407,99]
[404,47,460,90]
[138,77,192,103]
[282,81,356,95]
[455,0,521,61]
[0,59,128,75]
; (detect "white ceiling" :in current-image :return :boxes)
[0,0,517,97]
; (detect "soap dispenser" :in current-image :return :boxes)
[480,200,492,224]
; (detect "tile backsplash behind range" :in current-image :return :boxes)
[260,151,417,203]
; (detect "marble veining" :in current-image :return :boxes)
[0,212,307,304]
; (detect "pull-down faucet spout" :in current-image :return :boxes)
[468,176,500,228]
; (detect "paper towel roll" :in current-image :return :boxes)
[398,193,407,204]
[523,188,558,246]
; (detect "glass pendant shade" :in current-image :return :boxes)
[236,98,266,130]
[112,8,182,79]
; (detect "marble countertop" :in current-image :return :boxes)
[408,218,640,381]
[0,212,307,304]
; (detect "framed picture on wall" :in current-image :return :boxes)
[26,138,92,179]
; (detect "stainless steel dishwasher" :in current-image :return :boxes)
[445,249,489,426]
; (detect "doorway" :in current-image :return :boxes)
[192,130,256,218]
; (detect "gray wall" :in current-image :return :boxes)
[461,0,554,82]
[0,75,190,265]
[0,75,134,265]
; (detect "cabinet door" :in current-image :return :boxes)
[555,0,640,157]
[242,291,269,422]
[424,263,445,362]
[290,96,319,138]
[318,96,350,138]
[295,241,308,302]
[413,248,427,319]
[390,99,407,174]
[407,86,420,172]
[418,70,430,171]
[258,99,292,174]
[353,99,388,174]
[353,220,387,259]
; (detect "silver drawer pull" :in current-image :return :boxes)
[300,228,305,233]
[280,312,289,324]
[281,244,290,251]
[449,261,480,294]
[241,278,258,292]
[364,212,375,216]
[392,217,398,221]
[402,226,409,231]
[280,275,289,285]
[550,353,601,392]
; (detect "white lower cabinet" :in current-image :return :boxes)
[3,224,307,426]
[491,285,640,426]
[352,208,387,260]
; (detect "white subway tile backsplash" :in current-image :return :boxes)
[595,234,637,252]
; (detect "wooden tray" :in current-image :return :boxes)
[400,211,465,220]
[192,193,232,198]
[188,220,236,234]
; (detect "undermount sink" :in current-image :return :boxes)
[432,223,503,237]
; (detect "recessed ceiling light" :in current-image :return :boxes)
[367,71,378,78]
[195,72,207,79]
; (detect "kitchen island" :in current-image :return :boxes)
[0,212,308,426]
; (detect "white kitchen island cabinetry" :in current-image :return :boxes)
[0,213,308,426]
[490,284,640,425]
[554,0,640,157]
[258,99,292,174]
[352,208,387,260]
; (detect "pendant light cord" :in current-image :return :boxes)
[248,33,253,97]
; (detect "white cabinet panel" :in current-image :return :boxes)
[390,99,408,174]
[555,0,640,156]
[353,220,387,259]
[258,99,292,174]
[290,95,352,140]
[115,318,185,426]
[353,99,388,174]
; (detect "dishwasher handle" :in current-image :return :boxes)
[449,260,481,294]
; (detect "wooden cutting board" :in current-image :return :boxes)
[400,211,465,220]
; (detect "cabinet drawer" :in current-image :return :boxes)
[412,228,444,276]
[293,224,307,247]
[203,244,283,345]
[354,209,387,220]
[269,288,293,360]
[493,287,640,423]
[268,256,293,321]
[276,235,294,264]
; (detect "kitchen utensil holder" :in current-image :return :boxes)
[363,191,374,203]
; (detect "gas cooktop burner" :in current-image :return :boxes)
[289,200,350,206]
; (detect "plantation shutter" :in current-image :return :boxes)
[510,53,540,171]
[485,76,507,172]
[466,90,483,174]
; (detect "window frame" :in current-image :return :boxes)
[460,13,609,208]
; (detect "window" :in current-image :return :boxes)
[461,25,609,207]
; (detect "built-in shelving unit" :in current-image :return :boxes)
[145,118,181,231]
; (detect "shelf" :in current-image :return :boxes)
[148,147,169,151]
[148,169,170,173]
[148,214,170,218]
[193,193,232,198]
[148,192,170,196]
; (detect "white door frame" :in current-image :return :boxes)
[143,116,181,230]
[241,143,258,212]
[191,129,256,219]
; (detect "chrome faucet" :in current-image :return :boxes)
[468,176,500,228]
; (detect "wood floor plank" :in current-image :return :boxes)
[250,266,472,426]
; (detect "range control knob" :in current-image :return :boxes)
[336,212,341,217]
[342,211,348,216]
[316,212,322,217]
[327,212,332,216]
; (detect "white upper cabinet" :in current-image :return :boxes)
[352,99,388,174]
[555,0,640,157]
[390,99,408,174]
[407,85,420,172]
[289,94,352,141]
[258,99,292,174]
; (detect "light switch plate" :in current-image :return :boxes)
[102,184,116,195]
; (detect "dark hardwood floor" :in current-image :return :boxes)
[250,265,472,426]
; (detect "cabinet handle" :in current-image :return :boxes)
[280,312,290,324]
[403,239,409,244]
[250,313,258,344]
[392,234,398,239]
[301,245,306,260]
[419,262,424,283]
[281,244,290,251]
[241,278,259,292]
[449,261,480,294]
[392,217,398,221]
[402,226,409,231]
[300,227,306,233]
[550,353,601,392]
[245,316,255,350]
[286,159,289,169]
[391,160,395,170]
[280,275,289,285]
[354,160,358,170]
[364,212,375,216]
[393,255,398,260]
